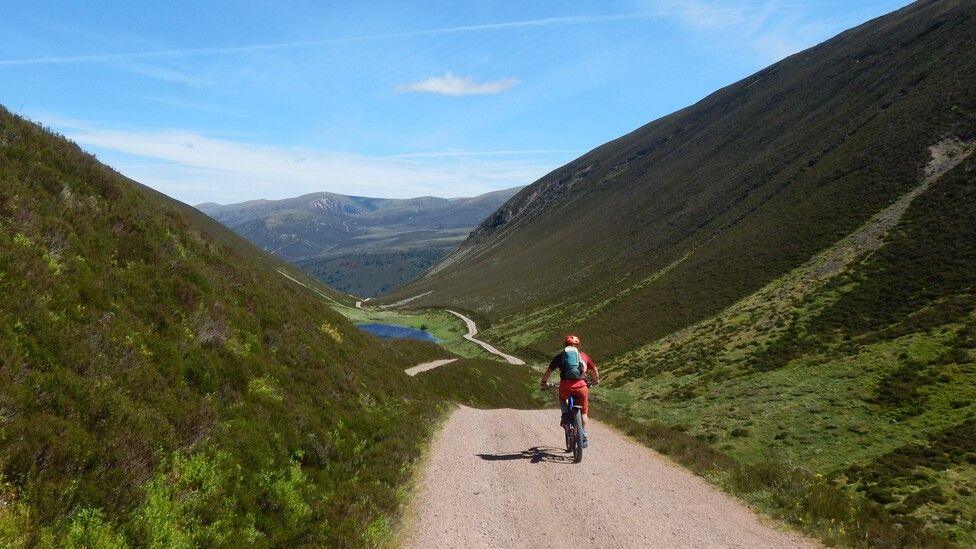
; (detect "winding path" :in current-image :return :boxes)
[358,297,522,372]
[403,406,812,548]
[446,310,525,365]
[400,310,525,374]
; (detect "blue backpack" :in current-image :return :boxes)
[559,346,586,380]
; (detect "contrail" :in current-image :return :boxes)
[390,149,580,159]
[0,5,805,67]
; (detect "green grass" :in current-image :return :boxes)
[602,326,975,466]
[412,358,543,410]
[592,404,948,547]
[481,302,571,356]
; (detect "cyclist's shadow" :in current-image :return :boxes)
[476,446,574,464]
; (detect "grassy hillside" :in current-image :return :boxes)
[0,107,536,547]
[198,187,520,297]
[385,0,976,362]
[598,146,976,543]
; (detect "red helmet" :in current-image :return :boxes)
[564,335,580,346]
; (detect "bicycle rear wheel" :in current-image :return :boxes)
[572,410,584,463]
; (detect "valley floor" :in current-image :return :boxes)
[332,303,494,359]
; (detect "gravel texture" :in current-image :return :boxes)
[403,406,814,548]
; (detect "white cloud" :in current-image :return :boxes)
[39,116,563,204]
[391,149,578,158]
[395,72,518,97]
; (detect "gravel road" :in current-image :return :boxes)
[403,406,813,548]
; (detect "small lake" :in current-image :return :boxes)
[357,322,439,342]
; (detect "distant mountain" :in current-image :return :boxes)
[381,0,976,540]
[198,187,520,296]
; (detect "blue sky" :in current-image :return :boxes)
[2,0,910,204]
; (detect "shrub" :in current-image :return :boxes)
[61,509,126,549]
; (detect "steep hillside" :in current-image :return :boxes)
[385,0,976,362]
[198,187,520,296]
[0,107,531,546]
[602,144,976,542]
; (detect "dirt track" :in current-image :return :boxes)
[446,310,525,365]
[405,358,458,376]
[403,406,812,548]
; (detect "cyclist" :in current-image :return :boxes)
[540,335,599,447]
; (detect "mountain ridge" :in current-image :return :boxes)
[197,186,521,296]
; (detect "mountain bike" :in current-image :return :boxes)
[543,380,593,463]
